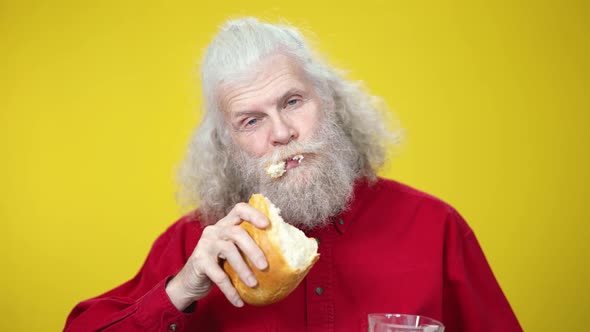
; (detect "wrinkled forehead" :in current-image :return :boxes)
[216,53,312,112]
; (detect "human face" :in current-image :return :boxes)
[226,99,360,228]
[219,53,323,162]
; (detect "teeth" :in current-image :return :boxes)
[292,154,304,163]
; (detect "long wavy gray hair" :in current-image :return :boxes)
[177,17,400,223]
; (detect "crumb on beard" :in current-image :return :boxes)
[266,161,286,178]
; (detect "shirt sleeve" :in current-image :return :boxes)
[64,217,199,332]
[442,209,523,332]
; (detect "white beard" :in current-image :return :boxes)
[228,112,361,230]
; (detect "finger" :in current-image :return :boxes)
[204,258,245,307]
[220,226,267,270]
[217,240,259,287]
[219,202,269,229]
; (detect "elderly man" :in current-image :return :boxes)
[65,18,522,331]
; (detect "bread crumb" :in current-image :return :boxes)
[266,161,286,178]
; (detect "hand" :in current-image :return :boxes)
[165,203,269,310]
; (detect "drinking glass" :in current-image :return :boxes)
[368,313,444,332]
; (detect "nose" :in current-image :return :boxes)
[270,113,298,146]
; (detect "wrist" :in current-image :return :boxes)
[165,273,197,312]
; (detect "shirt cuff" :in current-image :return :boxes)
[135,276,195,331]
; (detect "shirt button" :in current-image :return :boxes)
[338,218,345,225]
[168,323,177,331]
[315,287,324,295]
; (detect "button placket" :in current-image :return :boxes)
[306,227,336,331]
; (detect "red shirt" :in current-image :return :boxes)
[65,178,522,331]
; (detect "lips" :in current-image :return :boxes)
[285,154,304,170]
[285,158,300,170]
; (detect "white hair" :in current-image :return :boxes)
[178,17,400,223]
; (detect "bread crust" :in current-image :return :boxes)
[222,194,319,306]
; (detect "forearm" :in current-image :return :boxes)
[65,277,193,332]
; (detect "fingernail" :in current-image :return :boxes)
[247,275,257,287]
[256,258,268,270]
[236,299,244,307]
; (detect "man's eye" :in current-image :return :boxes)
[245,118,257,127]
[286,99,299,106]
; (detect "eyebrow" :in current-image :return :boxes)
[276,87,306,105]
[232,110,262,120]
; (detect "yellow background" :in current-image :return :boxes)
[1,0,588,331]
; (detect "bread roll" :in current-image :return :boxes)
[223,194,319,306]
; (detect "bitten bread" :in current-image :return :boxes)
[223,194,319,306]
